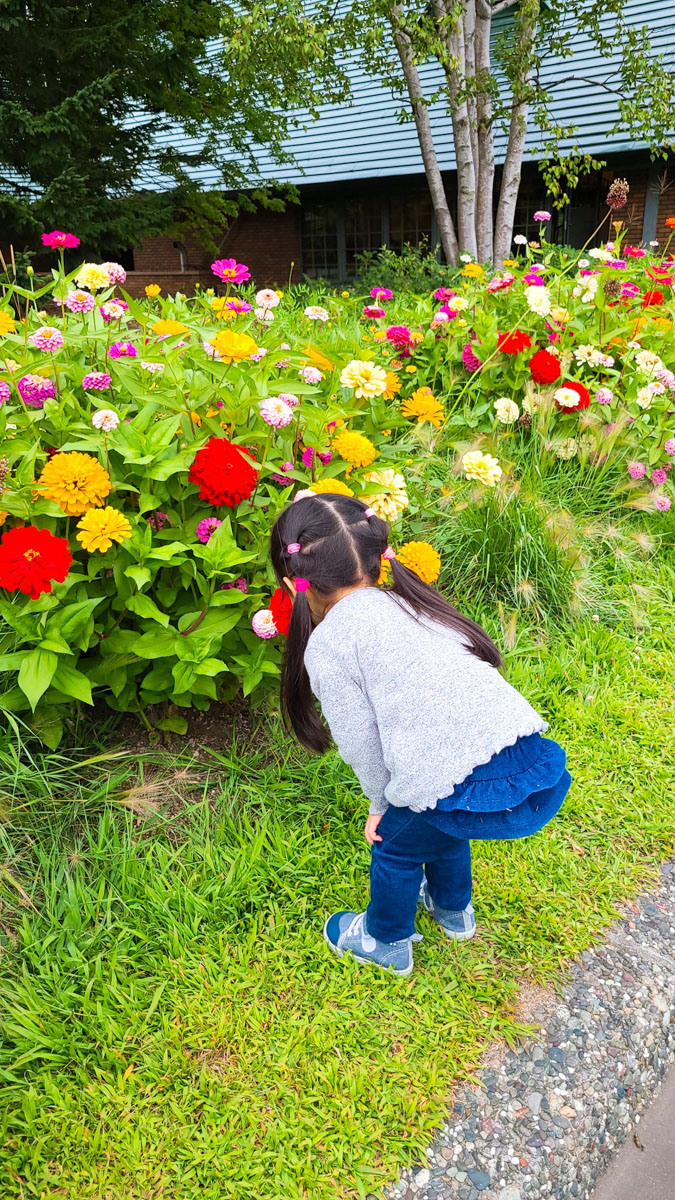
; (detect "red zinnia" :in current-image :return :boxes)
[41,230,80,249]
[188,438,258,507]
[529,348,562,385]
[270,586,293,637]
[555,381,591,411]
[0,525,72,599]
[497,330,532,354]
[641,289,665,307]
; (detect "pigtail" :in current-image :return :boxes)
[388,558,502,669]
[281,591,332,752]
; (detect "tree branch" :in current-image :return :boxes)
[546,74,624,96]
[491,0,517,13]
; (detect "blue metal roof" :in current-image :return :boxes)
[151,0,674,190]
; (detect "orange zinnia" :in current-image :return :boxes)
[665,216,675,228]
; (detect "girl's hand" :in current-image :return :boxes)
[364,813,384,845]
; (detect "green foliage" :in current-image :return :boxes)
[356,241,448,293]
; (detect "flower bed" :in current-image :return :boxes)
[0,219,673,740]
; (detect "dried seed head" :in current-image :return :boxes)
[606,177,629,211]
[0,456,8,492]
[518,412,532,428]
[603,276,622,300]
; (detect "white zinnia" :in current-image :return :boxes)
[255,288,280,310]
[525,284,551,316]
[554,386,582,409]
[588,247,612,262]
[494,397,519,423]
[443,295,468,312]
[635,349,663,375]
[514,234,528,245]
[254,307,274,323]
[459,253,473,263]
[304,305,330,322]
[92,408,120,432]
[636,386,655,410]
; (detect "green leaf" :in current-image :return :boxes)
[18,648,58,711]
[155,716,188,735]
[194,657,228,677]
[172,661,196,693]
[147,453,193,481]
[134,629,179,658]
[125,565,152,590]
[47,598,104,646]
[52,660,93,705]
[146,542,189,561]
[127,594,170,626]
[28,706,64,749]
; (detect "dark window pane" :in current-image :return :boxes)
[344,199,383,277]
[389,193,432,252]
[301,205,339,279]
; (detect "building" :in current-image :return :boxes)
[126,0,674,295]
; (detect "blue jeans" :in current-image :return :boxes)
[366,805,472,943]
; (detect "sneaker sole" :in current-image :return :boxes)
[322,918,414,977]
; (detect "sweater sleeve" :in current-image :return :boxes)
[305,641,390,814]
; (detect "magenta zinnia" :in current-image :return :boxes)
[41,230,80,249]
[17,374,56,408]
[82,371,112,391]
[108,342,137,359]
[210,258,250,285]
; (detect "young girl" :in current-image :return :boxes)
[270,492,570,976]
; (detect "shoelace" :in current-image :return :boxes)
[344,912,423,945]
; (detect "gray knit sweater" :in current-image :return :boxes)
[304,588,547,815]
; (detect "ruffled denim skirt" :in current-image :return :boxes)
[424,732,570,841]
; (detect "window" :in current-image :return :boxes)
[344,199,384,277]
[389,193,433,252]
[301,204,340,279]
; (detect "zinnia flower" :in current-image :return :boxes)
[222,576,248,593]
[494,397,519,423]
[189,438,257,507]
[362,468,408,521]
[497,330,532,354]
[627,461,646,480]
[333,430,377,467]
[153,319,189,337]
[651,468,668,486]
[0,381,9,404]
[145,284,161,298]
[533,210,551,222]
[370,287,393,300]
[196,516,222,543]
[270,586,293,636]
[554,382,591,411]
[664,438,675,457]
[397,541,441,584]
[299,365,323,384]
[529,348,561,385]
[108,341,137,359]
[277,392,299,408]
[0,525,72,598]
[209,330,259,362]
[309,478,355,497]
[76,506,132,553]
[39,451,111,515]
[385,325,413,351]
[41,231,80,249]
[514,234,528,245]
[461,263,484,279]
[75,263,111,292]
[99,262,126,285]
[254,307,274,323]
[224,298,252,316]
[252,609,278,638]
[304,305,330,322]
[82,371,111,391]
[0,310,16,336]
[595,387,613,405]
[339,360,388,398]
[654,494,671,512]
[211,258,250,284]
[259,397,294,427]
[642,290,665,307]
[462,450,502,487]
[383,371,402,400]
[17,374,56,407]
[99,300,128,323]
[65,290,96,314]
[147,510,171,531]
[525,285,551,316]
[29,326,64,353]
[255,288,280,310]
[362,306,386,319]
[91,409,120,432]
[486,273,515,293]
[400,386,444,429]
[140,360,164,373]
[461,342,482,372]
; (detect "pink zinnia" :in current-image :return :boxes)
[65,290,96,314]
[224,298,252,315]
[100,262,127,285]
[651,468,668,486]
[608,259,627,270]
[621,282,641,299]
[251,609,278,638]
[277,392,300,408]
[625,246,646,258]
[438,304,458,320]
[108,342,137,359]
[299,366,322,384]
[146,510,171,531]
[370,286,393,300]
[486,274,515,293]
[259,397,293,427]
[654,494,672,512]
[627,461,646,480]
[433,287,456,303]
[362,306,386,319]
[301,447,315,469]
[318,450,332,465]
[196,516,222,543]
[595,387,613,405]
[275,358,291,369]
[41,230,80,249]
[99,300,128,323]
[664,438,675,457]
[17,374,55,407]
[386,325,412,350]
[221,576,248,593]
[0,381,10,404]
[29,326,64,352]
[533,210,551,222]
[523,272,545,286]
[210,258,250,284]
[82,371,112,390]
[461,342,482,372]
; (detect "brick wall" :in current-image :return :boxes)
[128,207,302,294]
[656,168,675,234]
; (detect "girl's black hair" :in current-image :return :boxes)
[270,492,501,752]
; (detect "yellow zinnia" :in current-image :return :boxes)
[38,451,111,515]
[362,468,408,522]
[400,387,444,429]
[372,330,387,342]
[397,541,442,584]
[152,318,189,337]
[145,284,161,298]
[0,311,16,336]
[333,430,377,468]
[339,359,388,399]
[382,371,401,400]
[74,263,111,292]
[461,262,484,279]
[310,478,355,497]
[76,506,132,553]
[462,449,502,487]
[209,330,259,362]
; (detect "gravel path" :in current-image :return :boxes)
[384,861,675,1200]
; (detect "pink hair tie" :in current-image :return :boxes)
[364,508,376,518]
[382,546,396,561]
[294,577,311,592]
[286,542,301,554]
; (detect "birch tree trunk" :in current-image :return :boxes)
[474,0,495,263]
[493,0,540,264]
[434,0,478,257]
[390,4,459,265]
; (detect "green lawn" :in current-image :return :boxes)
[1,570,674,1200]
